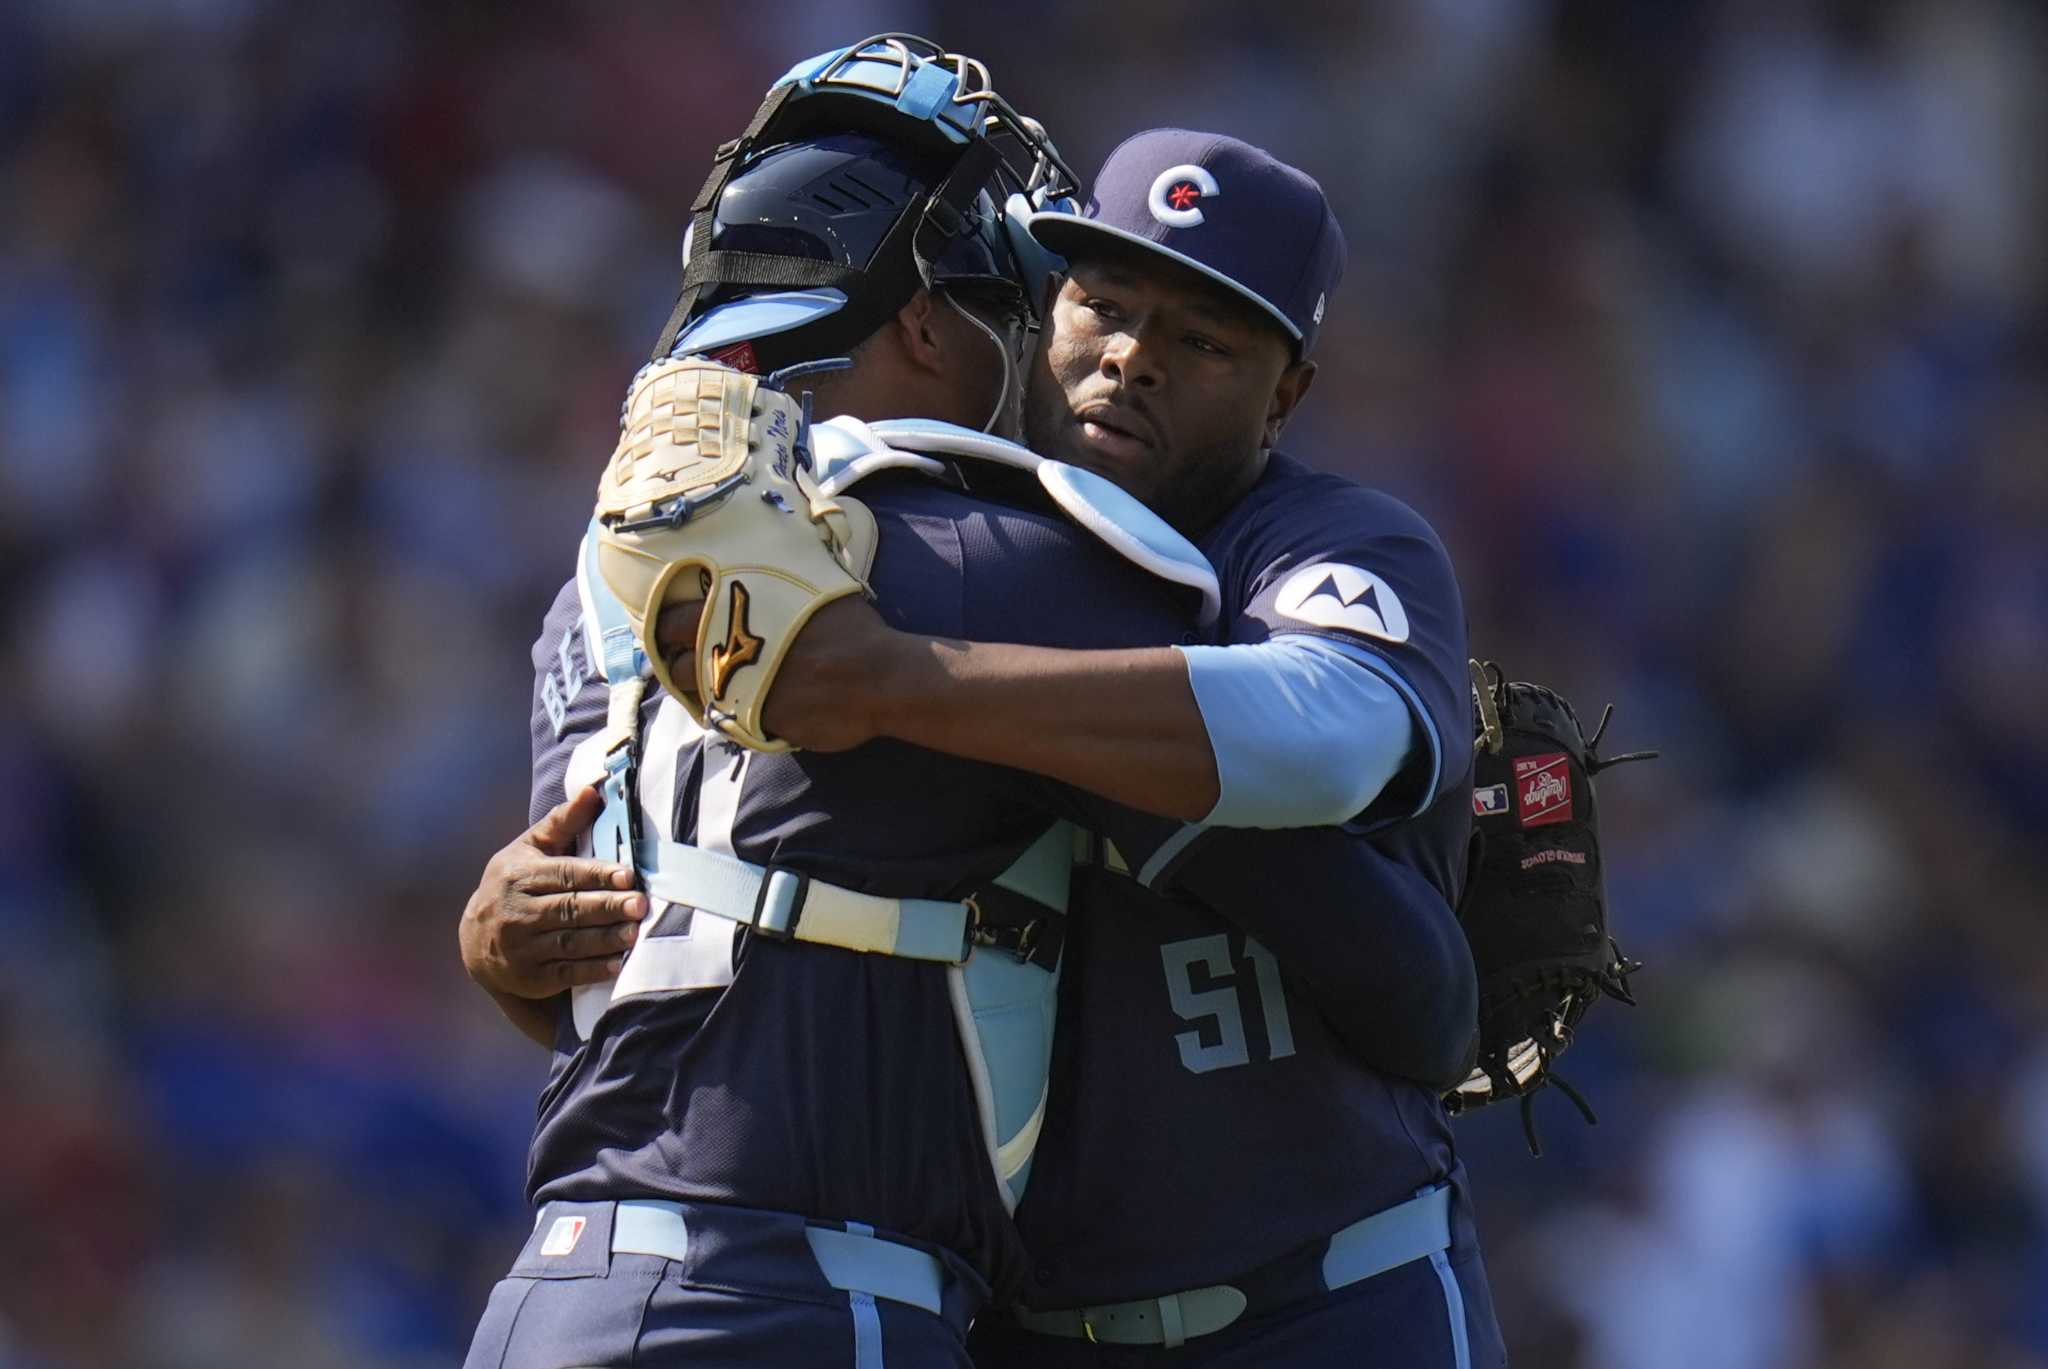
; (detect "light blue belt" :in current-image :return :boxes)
[1012,1184,1452,1348]
[609,1199,947,1317]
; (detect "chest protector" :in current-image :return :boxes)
[566,416,1218,1210]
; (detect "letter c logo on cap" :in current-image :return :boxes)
[1148,165,1219,229]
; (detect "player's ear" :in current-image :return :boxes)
[1264,359,1316,447]
[892,289,948,376]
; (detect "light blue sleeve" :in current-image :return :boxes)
[1174,634,1428,830]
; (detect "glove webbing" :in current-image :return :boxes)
[1492,950,1641,1156]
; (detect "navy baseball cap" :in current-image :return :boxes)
[1024,128,1346,357]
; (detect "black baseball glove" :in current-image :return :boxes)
[1443,660,1656,1154]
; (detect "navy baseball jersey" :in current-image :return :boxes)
[523,472,1204,1306]
[1011,450,1481,1305]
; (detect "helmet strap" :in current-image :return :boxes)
[649,81,805,362]
[940,289,1021,436]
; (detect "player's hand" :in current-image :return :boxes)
[655,596,900,752]
[459,786,648,998]
[654,601,707,713]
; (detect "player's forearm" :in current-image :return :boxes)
[489,987,562,1050]
[872,636,1220,821]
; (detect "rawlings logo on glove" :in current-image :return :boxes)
[591,357,878,751]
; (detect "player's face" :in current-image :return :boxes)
[1024,244,1314,534]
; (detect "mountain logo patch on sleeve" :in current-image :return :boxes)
[1273,562,1411,643]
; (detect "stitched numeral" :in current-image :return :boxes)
[1159,934,1296,1074]
[1242,936,1297,1061]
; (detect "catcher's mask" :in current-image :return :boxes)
[652,34,1080,375]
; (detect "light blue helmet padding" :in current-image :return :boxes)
[1038,461,1221,625]
[1004,191,1076,310]
[773,47,977,144]
[671,290,849,359]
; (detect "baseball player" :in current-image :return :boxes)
[461,41,1500,1369]
[461,47,1134,1366]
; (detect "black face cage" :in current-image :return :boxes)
[650,33,1080,367]
[807,35,1080,207]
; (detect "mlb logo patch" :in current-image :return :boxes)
[1473,784,1510,817]
[1513,753,1573,828]
[540,1215,587,1257]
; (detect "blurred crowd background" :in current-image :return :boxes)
[3,0,2044,1364]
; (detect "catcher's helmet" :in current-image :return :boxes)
[652,34,1079,372]
[671,132,1028,371]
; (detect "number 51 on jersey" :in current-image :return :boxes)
[1160,933,1297,1074]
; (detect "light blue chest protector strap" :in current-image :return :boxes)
[571,415,1219,1208]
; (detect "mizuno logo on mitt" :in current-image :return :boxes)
[591,357,878,750]
[709,582,765,698]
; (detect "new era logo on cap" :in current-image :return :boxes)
[1025,128,1347,357]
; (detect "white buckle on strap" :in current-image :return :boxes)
[749,866,811,939]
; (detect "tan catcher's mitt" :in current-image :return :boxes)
[592,357,877,751]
